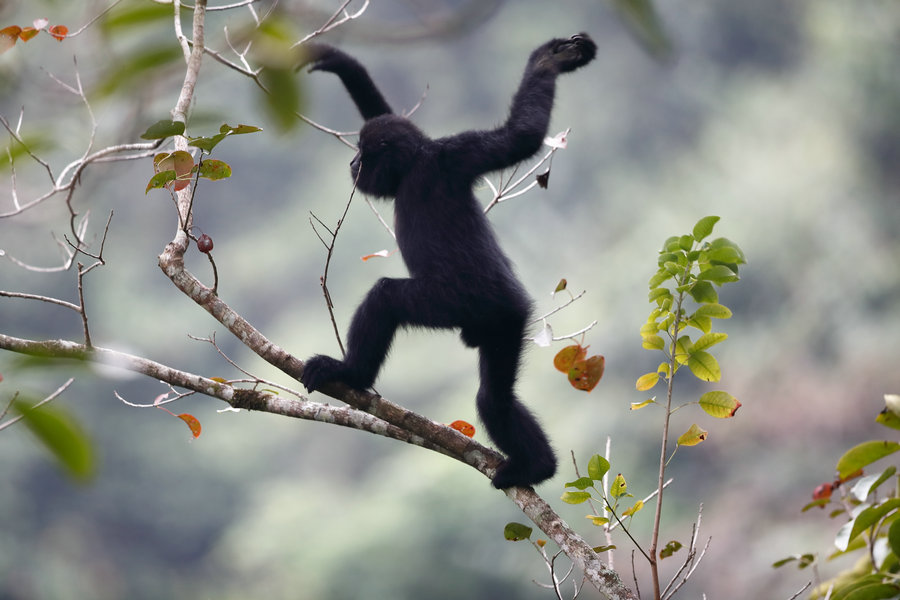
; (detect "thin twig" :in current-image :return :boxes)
[0,378,75,432]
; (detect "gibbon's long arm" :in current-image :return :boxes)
[300,43,393,120]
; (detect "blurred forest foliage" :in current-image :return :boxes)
[1,0,898,598]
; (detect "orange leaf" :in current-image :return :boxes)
[568,355,605,392]
[449,420,475,438]
[178,413,202,438]
[19,27,39,42]
[48,25,68,41]
[361,249,393,261]
[553,344,586,373]
[0,26,21,53]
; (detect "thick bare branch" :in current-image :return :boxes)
[0,333,443,451]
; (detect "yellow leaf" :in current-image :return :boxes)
[631,398,656,410]
[622,500,644,517]
[677,424,707,447]
[635,372,659,391]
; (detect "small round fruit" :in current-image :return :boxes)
[197,234,214,253]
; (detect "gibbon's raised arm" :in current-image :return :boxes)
[439,33,597,180]
[300,43,393,120]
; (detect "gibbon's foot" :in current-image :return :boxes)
[491,455,557,490]
[300,354,352,392]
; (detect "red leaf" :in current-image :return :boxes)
[178,413,202,438]
[568,355,605,392]
[48,25,68,42]
[449,420,475,438]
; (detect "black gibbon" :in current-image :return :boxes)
[299,34,597,488]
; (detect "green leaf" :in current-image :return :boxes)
[588,454,611,481]
[648,287,672,303]
[688,350,721,382]
[561,491,592,505]
[888,517,900,558]
[609,0,672,59]
[687,315,712,333]
[708,237,746,264]
[661,236,680,253]
[692,216,720,242]
[222,123,263,135]
[772,554,816,569]
[503,522,533,541]
[678,234,693,251]
[699,391,741,418]
[0,132,52,172]
[659,539,683,559]
[688,280,718,304]
[12,399,94,481]
[674,335,692,365]
[844,583,900,599]
[693,332,728,351]
[189,124,263,153]
[94,45,184,98]
[876,409,900,431]
[648,270,672,288]
[101,0,173,33]
[697,264,740,285]
[259,66,302,130]
[837,498,900,552]
[140,119,185,140]
[837,441,900,480]
[145,170,176,193]
[586,515,609,526]
[565,477,594,490]
[196,159,232,180]
[706,246,745,266]
[694,303,733,319]
[189,133,227,153]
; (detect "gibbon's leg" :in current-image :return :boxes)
[475,317,557,489]
[301,277,459,392]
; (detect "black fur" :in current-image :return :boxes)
[299,35,596,488]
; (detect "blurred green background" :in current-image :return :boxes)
[1,0,899,598]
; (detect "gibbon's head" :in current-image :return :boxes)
[351,115,425,198]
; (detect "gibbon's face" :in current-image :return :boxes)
[351,115,423,198]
